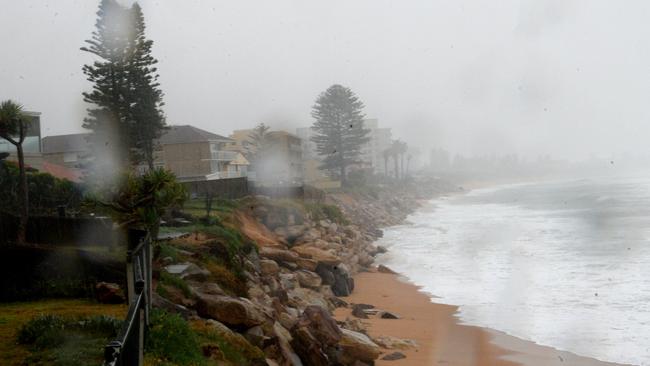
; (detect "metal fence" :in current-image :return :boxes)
[182,176,249,199]
[249,183,326,201]
[104,229,151,366]
[0,213,114,246]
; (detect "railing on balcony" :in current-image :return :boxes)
[104,229,151,366]
[210,150,238,161]
[218,170,246,179]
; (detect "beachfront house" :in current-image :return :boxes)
[153,125,249,182]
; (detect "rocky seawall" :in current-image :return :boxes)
[153,178,456,365]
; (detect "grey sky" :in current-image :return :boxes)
[2,0,650,161]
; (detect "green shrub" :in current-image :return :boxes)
[156,284,170,298]
[74,315,123,335]
[203,226,245,256]
[159,271,192,298]
[0,161,83,216]
[17,314,66,348]
[146,309,204,365]
[201,225,257,275]
[202,260,248,298]
[84,168,187,233]
[305,203,349,225]
[191,320,265,365]
[157,242,180,262]
[17,313,123,365]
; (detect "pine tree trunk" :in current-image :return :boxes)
[16,143,28,244]
[146,145,154,171]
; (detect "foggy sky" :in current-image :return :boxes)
[2,0,650,161]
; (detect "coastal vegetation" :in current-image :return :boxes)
[310,84,371,185]
[0,299,126,366]
[0,100,32,243]
[0,161,83,217]
[81,0,166,170]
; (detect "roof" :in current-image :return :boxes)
[42,133,90,154]
[231,152,250,165]
[267,130,301,140]
[160,125,233,145]
[41,162,83,183]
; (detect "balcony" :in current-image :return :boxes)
[210,151,238,161]
[218,170,246,179]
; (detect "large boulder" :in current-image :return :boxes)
[195,294,265,328]
[382,352,406,361]
[259,247,300,263]
[339,317,369,335]
[295,270,322,289]
[151,292,192,319]
[260,259,281,276]
[379,311,400,319]
[95,282,125,304]
[339,328,381,364]
[279,273,299,291]
[296,258,318,271]
[273,322,303,366]
[165,262,210,281]
[311,239,333,250]
[351,304,370,319]
[295,228,321,244]
[279,311,298,330]
[292,245,341,266]
[290,306,342,366]
[285,225,307,242]
[187,280,226,297]
[343,226,361,240]
[288,287,331,311]
[372,335,417,350]
[318,219,332,229]
[357,253,374,268]
[201,319,267,364]
[315,263,354,297]
[377,264,397,274]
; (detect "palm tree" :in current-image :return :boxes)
[405,147,420,177]
[382,148,391,177]
[247,123,271,169]
[390,140,401,179]
[397,141,408,179]
[0,100,31,243]
[406,154,412,177]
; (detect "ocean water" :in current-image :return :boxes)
[377,176,650,365]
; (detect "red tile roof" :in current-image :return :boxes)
[41,162,83,183]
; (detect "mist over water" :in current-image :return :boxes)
[378,176,650,365]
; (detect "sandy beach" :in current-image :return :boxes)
[334,270,627,366]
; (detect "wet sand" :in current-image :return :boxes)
[334,270,627,366]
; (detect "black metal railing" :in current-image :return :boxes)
[104,229,151,366]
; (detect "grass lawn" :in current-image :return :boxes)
[0,299,127,366]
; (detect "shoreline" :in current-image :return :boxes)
[335,269,627,366]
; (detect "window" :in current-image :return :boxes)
[63,152,78,163]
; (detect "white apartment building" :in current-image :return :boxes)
[297,118,392,175]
